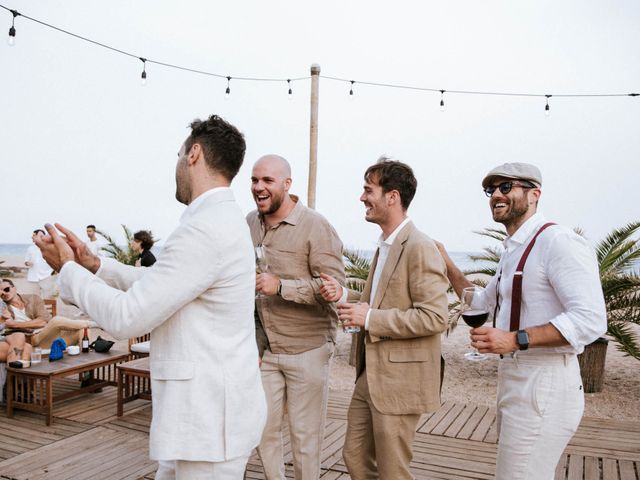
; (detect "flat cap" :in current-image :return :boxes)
[482,162,542,189]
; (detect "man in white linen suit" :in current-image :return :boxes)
[36,114,267,480]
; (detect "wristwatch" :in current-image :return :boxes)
[516,329,529,351]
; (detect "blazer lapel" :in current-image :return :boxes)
[371,222,413,308]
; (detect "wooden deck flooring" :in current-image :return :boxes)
[1,378,638,479]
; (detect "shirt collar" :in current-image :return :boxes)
[260,194,303,228]
[180,187,230,224]
[377,217,411,248]
[504,211,546,248]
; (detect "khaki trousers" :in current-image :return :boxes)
[343,372,420,480]
[31,317,88,349]
[257,342,334,480]
[155,454,249,480]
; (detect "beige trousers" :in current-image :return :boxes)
[343,372,420,480]
[257,342,334,480]
[31,317,88,349]
[155,455,249,480]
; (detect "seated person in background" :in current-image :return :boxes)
[132,230,156,267]
[0,279,92,358]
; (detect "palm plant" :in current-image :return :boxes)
[343,249,371,292]
[97,225,139,266]
[467,222,640,359]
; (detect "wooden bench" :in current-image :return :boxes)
[5,350,130,425]
[116,356,151,416]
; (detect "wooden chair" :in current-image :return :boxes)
[43,298,57,318]
[128,333,151,359]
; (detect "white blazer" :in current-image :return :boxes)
[59,188,266,462]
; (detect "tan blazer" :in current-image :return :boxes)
[348,222,449,414]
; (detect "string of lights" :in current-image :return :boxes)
[2,4,638,114]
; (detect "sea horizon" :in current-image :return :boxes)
[0,244,492,272]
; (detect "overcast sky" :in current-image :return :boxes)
[2,1,639,252]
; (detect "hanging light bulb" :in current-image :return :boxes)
[544,95,551,117]
[440,90,445,112]
[140,58,147,86]
[287,79,293,100]
[225,76,231,99]
[8,10,19,46]
[349,80,355,99]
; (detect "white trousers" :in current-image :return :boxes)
[495,353,584,480]
[155,455,249,480]
[257,342,334,480]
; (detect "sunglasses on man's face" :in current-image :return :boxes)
[484,181,535,197]
[2,286,12,293]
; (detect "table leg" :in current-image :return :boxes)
[46,378,53,426]
[117,369,124,417]
[6,371,14,418]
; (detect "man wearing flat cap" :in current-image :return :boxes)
[437,162,606,479]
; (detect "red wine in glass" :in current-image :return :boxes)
[461,310,489,328]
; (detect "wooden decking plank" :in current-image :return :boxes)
[584,455,600,480]
[442,404,476,438]
[581,417,640,433]
[567,454,584,480]
[602,458,619,480]
[469,407,497,442]
[456,405,489,440]
[564,444,640,462]
[418,401,456,433]
[555,452,568,480]
[431,403,466,436]
[0,427,127,479]
[618,460,637,480]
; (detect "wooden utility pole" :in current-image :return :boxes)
[308,64,321,209]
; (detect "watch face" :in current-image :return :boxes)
[517,330,529,349]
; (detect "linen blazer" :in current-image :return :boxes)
[348,222,449,414]
[58,189,267,462]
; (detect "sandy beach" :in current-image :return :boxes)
[2,254,639,421]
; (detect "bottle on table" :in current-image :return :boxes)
[82,327,90,353]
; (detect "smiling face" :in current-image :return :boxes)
[250,156,291,216]
[1,280,17,304]
[360,176,391,226]
[488,177,540,233]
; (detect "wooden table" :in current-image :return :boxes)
[116,357,151,416]
[6,350,130,425]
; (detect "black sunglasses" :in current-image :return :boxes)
[484,181,535,197]
[2,286,12,293]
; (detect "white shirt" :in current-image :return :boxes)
[476,212,607,354]
[364,217,411,330]
[25,244,53,282]
[86,238,106,257]
[179,186,229,224]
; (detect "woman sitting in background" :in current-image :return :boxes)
[132,230,156,267]
[0,279,92,364]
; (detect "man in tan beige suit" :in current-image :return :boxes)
[321,158,449,479]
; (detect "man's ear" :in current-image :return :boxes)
[284,177,292,192]
[187,143,202,166]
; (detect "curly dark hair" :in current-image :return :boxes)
[133,230,155,251]
[184,115,246,181]
[364,157,418,210]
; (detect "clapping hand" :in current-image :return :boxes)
[35,223,100,273]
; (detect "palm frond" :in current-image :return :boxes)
[97,225,139,266]
[343,249,372,282]
[596,222,640,272]
[472,227,507,243]
[607,321,640,359]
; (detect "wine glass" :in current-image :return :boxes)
[255,246,268,298]
[460,286,488,361]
